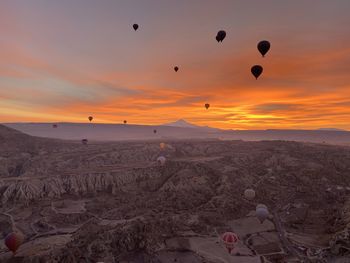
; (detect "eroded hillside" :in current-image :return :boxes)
[0,125,350,262]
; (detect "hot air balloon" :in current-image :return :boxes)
[174,66,179,72]
[157,156,166,166]
[160,142,166,150]
[257,40,270,57]
[244,188,256,200]
[251,65,263,79]
[153,129,157,134]
[52,124,58,128]
[216,30,226,42]
[88,116,93,122]
[205,103,210,109]
[5,232,24,254]
[82,139,88,145]
[133,24,139,31]
[222,232,238,254]
[256,204,269,223]
[123,120,127,124]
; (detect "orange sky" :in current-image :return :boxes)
[1,1,350,130]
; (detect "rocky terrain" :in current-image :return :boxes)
[0,124,350,262]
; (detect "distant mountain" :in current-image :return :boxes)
[4,122,350,145]
[163,119,201,128]
[317,128,346,131]
[163,119,220,131]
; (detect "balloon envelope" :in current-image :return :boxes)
[157,156,166,166]
[174,66,179,72]
[123,120,127,124]
[205,103,210,109]
[251,65,263,79]
[160,142,166,149]
[133,24,139,31]
[88,116,93,122]
[222,232,238,253]
[256,204,269,223]
[5,232,24,254]
[257,40,270,57]
[216,30,226,42]
[244,189,256,200]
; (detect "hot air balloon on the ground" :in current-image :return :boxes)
[251,65,263,79]
[160,142,166,150]
[257,40,270,57]
[216,30,226,42]
[133,24,139,31]
[157,156,166,166]
[123,120,127,124]
[82,139,88,145]
[205,103,210,109]
[52,124,58,128]
[5,231,24,254]
[244,188,256,200]
[222,232,238,254]
[256,204,269,223]
[88,116,93,122]
[174,66,179,72]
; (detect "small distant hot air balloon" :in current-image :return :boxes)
[205,103,210,109]
[256,204,269,223]
[251,65,263,79]
[88,116,93,122]
[244,188,256,200]
[257,40,271,57]
[123,120,127,124]
[157,156,166,166]
[174,66,179,72]
[222,232,238,254]
[216,30,226,42]
[53,124,58,128]
[153,129,157,134]
[82,139,88,145]
[133,24,139,31]
[5,231,24,254]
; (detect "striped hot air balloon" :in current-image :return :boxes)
[222,232,238,254]
[5,232,24,254]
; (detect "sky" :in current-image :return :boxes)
[0,0,350,130]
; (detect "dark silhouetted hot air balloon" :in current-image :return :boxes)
[82,139,88,145]
[222,232,238,254]
[123,120,127,124]
[153,129,157,134]
[133,24,139,31]
[88,116,93,122]
[205,103,210,109]
[257,40,270,57]
[5,232,24,254]
[216,30,226,42]
[174,66,179,72]
[53,124,58,128]
[251,65,263,79]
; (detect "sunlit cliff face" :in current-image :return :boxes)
[1,1,350,130]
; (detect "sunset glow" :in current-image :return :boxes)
[1,1,349,129]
